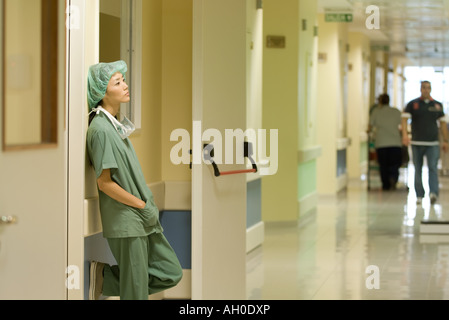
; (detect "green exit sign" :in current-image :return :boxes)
[325,13,353,23]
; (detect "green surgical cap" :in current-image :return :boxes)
[87,60,128,111]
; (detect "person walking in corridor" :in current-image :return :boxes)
[86,60,182,300]
[369,93,403,191]
[402,80,449,204]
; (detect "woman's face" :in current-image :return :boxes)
[104,72,130,106]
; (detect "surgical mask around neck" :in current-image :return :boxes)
[117,114,136,139]
[90,106,135,139]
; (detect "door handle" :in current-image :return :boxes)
[0,216,17,225]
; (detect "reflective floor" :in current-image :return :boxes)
[247,164,449,300]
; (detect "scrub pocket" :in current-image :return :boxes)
[134,199,159,227]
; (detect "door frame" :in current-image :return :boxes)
[66,0,99,300]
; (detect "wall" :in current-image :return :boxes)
[316,13,349,194]
[262,0,299,222]
[347,32,371,179]
[99,0,121,63]
[129,0,163,183]
[370,49,386,107]
[297,0,319,216]
[391,56,405,110]
[262,0,320,222]
[161,0,193,182]
[129,0,192,182]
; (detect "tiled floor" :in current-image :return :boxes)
[247,164,449,300]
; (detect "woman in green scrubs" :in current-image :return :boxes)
[86,61,183,300]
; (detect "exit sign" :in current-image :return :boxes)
[325,13,353,23]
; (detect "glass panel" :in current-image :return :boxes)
[2,0,58,151]
[99,0,141,128]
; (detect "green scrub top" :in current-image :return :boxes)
[86,112,163,238]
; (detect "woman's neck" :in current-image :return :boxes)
[101,103,119,117]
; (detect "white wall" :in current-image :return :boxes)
[316,13,349,194]
[347,32,370,179]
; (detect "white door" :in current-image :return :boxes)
[192,0,248,299]
[0,0,67,300]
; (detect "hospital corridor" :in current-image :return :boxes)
[246,164,449,300]
[3,0,449,301]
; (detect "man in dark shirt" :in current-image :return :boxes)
[402,81,449,204]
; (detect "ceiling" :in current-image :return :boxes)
[318,0,449,67]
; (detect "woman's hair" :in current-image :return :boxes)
[88,100,102,125]
[88,110,97,126]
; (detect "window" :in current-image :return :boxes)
[100,0,142,129]
[2,0,59,150]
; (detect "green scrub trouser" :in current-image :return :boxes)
[102,232,183,300]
